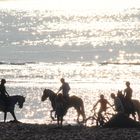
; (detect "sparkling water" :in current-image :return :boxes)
[0,8,140,124]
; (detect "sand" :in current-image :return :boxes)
[0,121,140,140]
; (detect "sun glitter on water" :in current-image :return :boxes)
[0,0,140,10]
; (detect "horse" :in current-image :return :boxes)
[0,95,25,122]
[41,89,86,124]
[117,90,140,121]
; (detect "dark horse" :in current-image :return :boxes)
[117,90,140,121]
[41,89,86,124]
[0,95,25,122]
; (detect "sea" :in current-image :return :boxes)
[0,7,140,125]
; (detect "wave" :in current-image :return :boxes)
[100,62,140,65]
[0,61,36,65]
[1,61,140,66]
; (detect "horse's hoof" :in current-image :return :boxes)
[9,120,20,123]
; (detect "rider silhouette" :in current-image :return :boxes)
[124,81,135,115]
[57,78,70,100]
[0,79,10,109]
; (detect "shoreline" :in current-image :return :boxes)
[0,121,140,140]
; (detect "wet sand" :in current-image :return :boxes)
[0,122,140,140]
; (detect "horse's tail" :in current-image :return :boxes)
[133,99,140,121]
[80,99,86,119]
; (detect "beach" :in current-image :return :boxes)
[0,2,140,139]
[0,7,140,124]
[0,122,140,140]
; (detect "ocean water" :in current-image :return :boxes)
[0,8,140,124]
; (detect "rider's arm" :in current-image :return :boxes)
[107,101,112,107]
[5,90,9,97]
[57,86,62,94]
[91,100,99,111]
[107,101,115,111]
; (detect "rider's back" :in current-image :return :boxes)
[0,84,8,101]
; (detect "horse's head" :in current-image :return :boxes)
[41,89,52,101]
[17,96,25,108]
[117,90,124,98]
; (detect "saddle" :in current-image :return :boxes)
[124,99,135,114]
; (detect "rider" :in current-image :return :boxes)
[0,79,10,108]
[57,78,70,101]
[92,94,112,123]
[110,93,124,113]
[124,81,135,115]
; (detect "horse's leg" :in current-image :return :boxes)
[80,102,86,122]
[81,110,86,123]
[57,117,59,125]
[50,110,55,121]
[77,108,86,123]
[76,106,85,123]
[132,113,136,121]
[135,110,140,121]
[10,111,17,122]
[60,117,63,127]
[4,112,7,123]
[76,108,80,123]
[138,112,140,121]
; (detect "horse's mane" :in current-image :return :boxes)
[45,89,56,95]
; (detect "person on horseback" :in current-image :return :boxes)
[0,79,10,109]
[124,81,135,115]
[111,93,124,113]
[57,78,70,101]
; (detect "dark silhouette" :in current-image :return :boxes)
[117,90,140,121]
[91,94,112,126]
[41,89,86,124]
[0,95,25,122]
[111,93,124,113]
[0,79,10,108]
[124,81,135,115]
[86,106,113,126]
[103,91,140,128]
[57,78,70,100]
[55,93,67,126]
[104,113,140,128]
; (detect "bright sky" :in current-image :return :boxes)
[0,0,140,10]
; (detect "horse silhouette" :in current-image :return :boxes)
[41,89,86,124]
[117,90,140,121]
[0,95,25,122]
